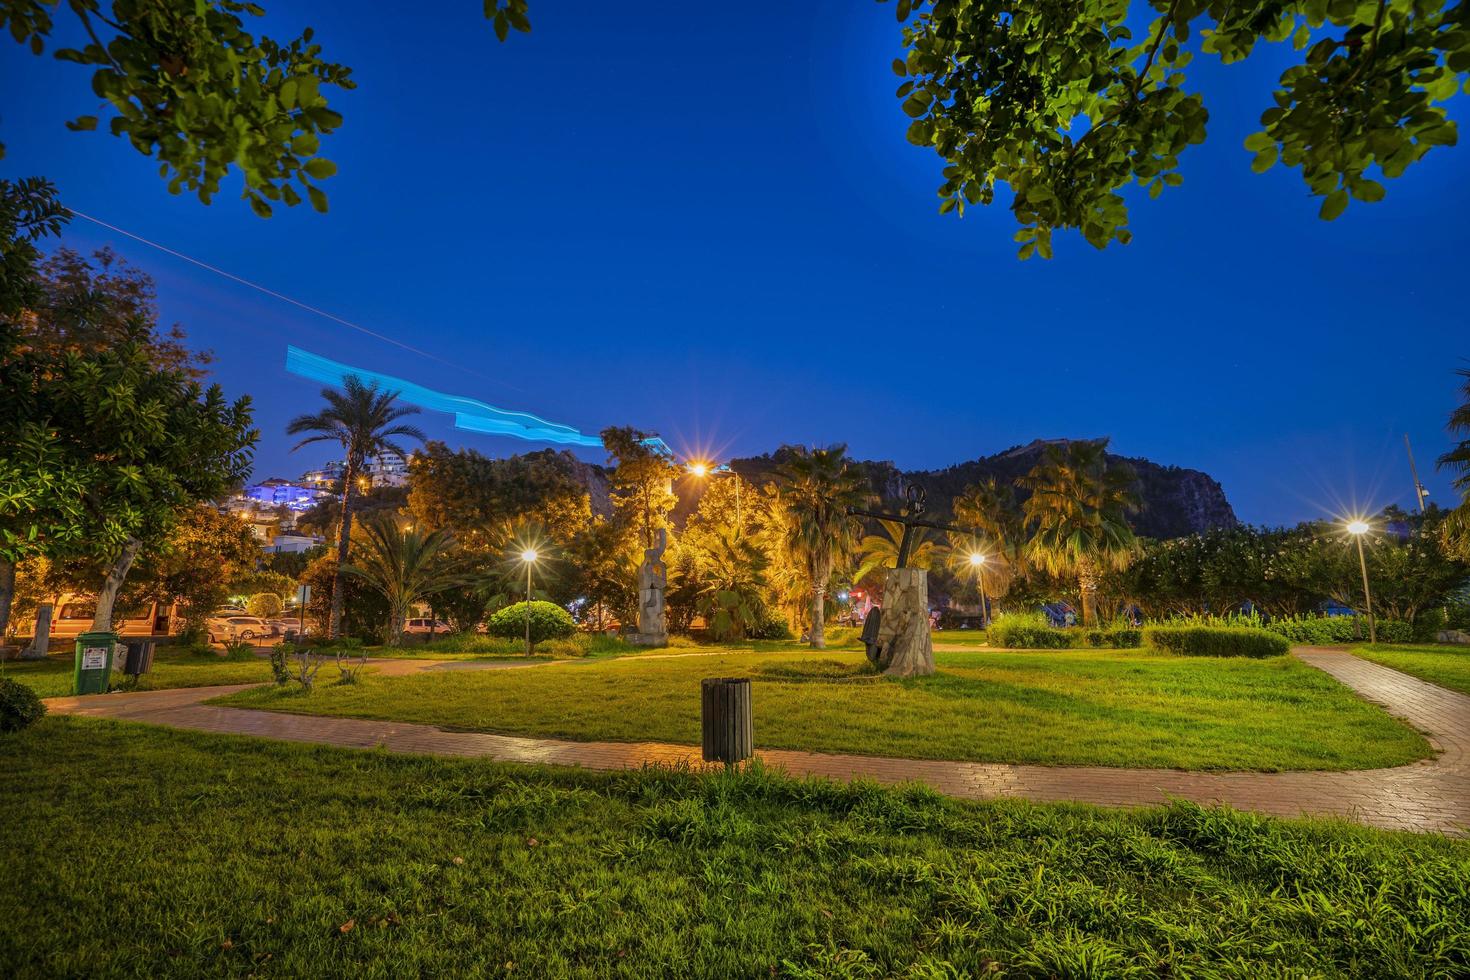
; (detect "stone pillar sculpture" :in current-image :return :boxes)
[868,567,934,678]
[630,527,668,647]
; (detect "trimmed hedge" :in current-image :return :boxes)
[487,601,577,646]
[988,614,1142,650]
[1144,625,1290,658]
[0,676,46,733]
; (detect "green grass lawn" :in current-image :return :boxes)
[2,718,1465,978]
[1352,644,1470,696]
[216,646,1429,771]
[1,649,272,699]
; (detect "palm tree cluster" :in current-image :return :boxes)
[284,374,1150,644]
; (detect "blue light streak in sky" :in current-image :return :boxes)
[285,346,670,454]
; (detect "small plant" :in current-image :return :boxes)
[268,646,292,686]
[280,643,324,692]
[486,601,576,647]
[335,648,368,684]
[0,676,46,733]
[220,640,257,661]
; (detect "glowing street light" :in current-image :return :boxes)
[520,548,539,656]
[686,459,741,538]
[968,553,990,629]
[1346,519,1376,645]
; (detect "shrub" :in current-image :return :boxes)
[220,640,257,661]
[989,612,1073,649]
[268,646,292,686]
[0,676,46,733]
[1144,625,1289,658]
[246,592,284,618]
[749,611,793,641]
[487,601,576,646]
[1085,628,1142,649]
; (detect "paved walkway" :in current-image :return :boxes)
[44,647,1470,835]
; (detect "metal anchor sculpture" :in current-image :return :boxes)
[848,483,972,671]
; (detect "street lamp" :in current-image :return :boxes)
[1346,520,1376,644]
[968,553,989,629]
[687,459,741,538]
[520,548,538,656]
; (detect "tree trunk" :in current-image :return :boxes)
[1077,559,1100,628]
[873,567,934,678]
[329,464,358,640]
[809,584,826,649]
[0,560,14,641]
[23,602,52,659]
[388,598,405,647]
[91,538,143,632]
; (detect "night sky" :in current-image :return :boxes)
[3,1,1467,526]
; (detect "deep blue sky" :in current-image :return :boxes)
[4,1,1467,526]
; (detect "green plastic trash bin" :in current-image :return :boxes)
[74,631,118,695]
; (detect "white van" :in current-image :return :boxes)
[49,596,179,640]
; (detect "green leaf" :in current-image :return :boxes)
[891,58,907,77]
[65,115,99,132]
[307,185,329,213]
[1250,148,1278,173]
[1353,179,1385,203]
[249,195,273,219]
[1319,189,1348,221]
[1243,132,1274,152]
[303,159,337,179]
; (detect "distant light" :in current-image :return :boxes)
[968,553,987,566]
[1346,520,1370,536]
[687,461,709,478]
[837,592,849,601]
[521,548,539,563]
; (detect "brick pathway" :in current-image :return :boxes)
[44,647,1470,835]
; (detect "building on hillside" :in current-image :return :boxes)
[364,450,410,488]
[266,533,323,555]
[300,452,411,490]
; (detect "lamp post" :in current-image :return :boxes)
[1346,520,1376,645]
[688,460,742,538]
[968,552,989,629]
[520,548,538,656]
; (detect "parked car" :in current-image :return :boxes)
[269,617,304,636]
[403,618,451,635]
[207,615,273,643]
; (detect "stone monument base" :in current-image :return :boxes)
[871,567,935,678]
[628,630,668,648]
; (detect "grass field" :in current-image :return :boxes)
[217,646,1429,771]
[2,718,1465,978]
[1352,644,1470,696]
[0,649,272,699]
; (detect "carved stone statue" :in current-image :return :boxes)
[630,527,668,647]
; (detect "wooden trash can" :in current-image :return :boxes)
[701,677,753,764]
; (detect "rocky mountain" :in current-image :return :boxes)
[730,439,1237,540]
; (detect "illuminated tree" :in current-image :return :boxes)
[775,445,870,649]
[1018,440,1140,627]
[339,515,469,647]
[1440,368,1470,560]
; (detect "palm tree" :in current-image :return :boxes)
[1017,440,1140,627]
[287,376,425,638]
[694,530,769,641]
[339,515,468,646]
[774,445,870,649]
[1438,368,1470,558]
[851,519,942,586]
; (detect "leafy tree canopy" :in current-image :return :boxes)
[887,0,1468,257]
[1,0,530,215]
